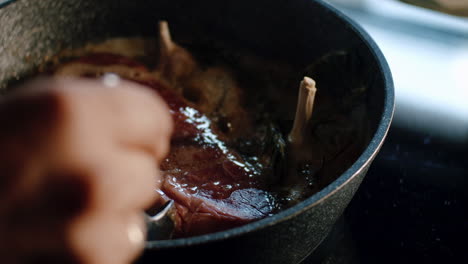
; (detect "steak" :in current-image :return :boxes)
[54,53,276,237]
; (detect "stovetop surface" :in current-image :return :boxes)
[303,127,468,264]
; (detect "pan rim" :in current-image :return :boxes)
[0,0,394,249]
[0,0,15,8]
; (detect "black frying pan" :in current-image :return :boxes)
[0,0,394,263]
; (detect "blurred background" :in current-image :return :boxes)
[304,1,468,263]
[329,0,468,143]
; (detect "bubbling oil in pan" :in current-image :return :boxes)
[42,21,370,239]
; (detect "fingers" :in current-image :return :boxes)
[49,77,173,161]
[69,211,146,264]
[103,78,173,160]
[1,77,172,264]
[39,77,171,207]
[90,149,161,211]
[19,77,169,208]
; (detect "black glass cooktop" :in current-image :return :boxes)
[304,126,468,264]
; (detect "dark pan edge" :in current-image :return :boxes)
[0,0,394,250]
[0,0,15,8]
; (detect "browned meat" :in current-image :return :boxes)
[54,53,276,237]
[137,75,275,237]
[156,92,274,236]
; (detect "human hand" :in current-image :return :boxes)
[0,77,172,264]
